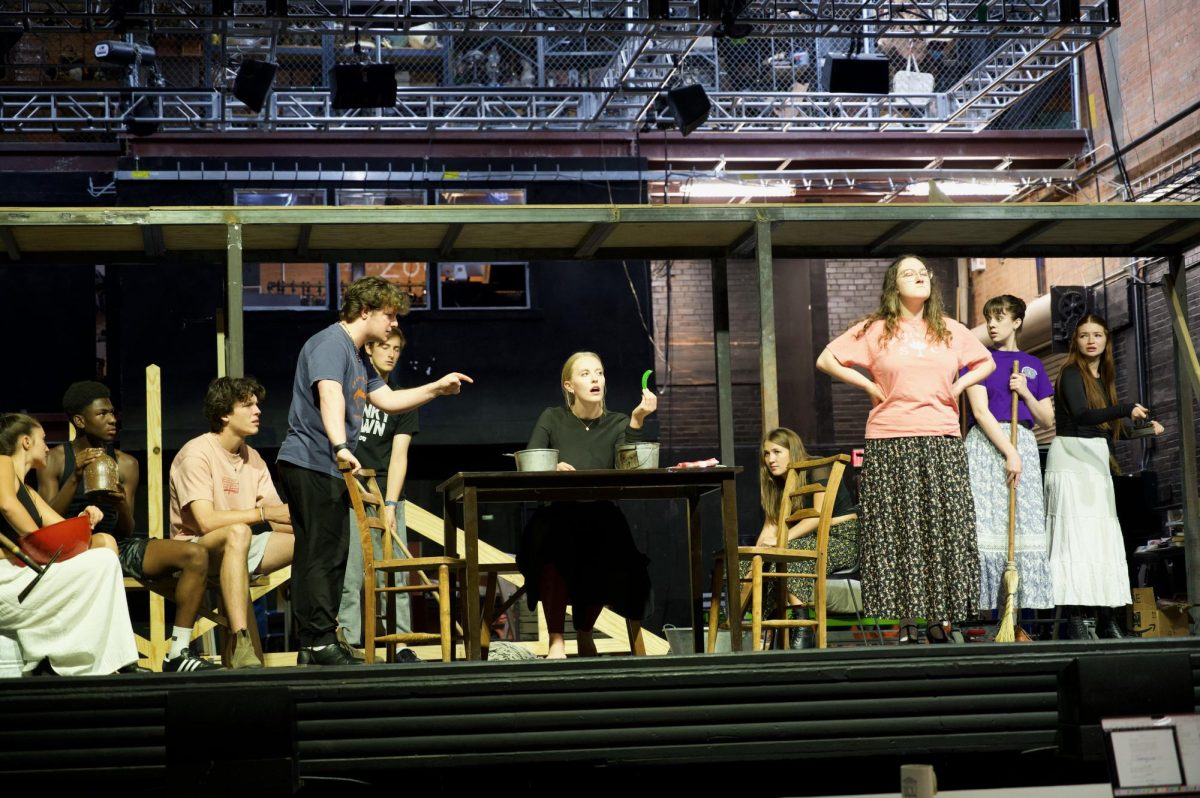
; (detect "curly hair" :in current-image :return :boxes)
[203,376,266,433]
[855,254,953,348]
[340,276,410,323]
[62,380,111,418]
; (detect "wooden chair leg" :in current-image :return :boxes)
[481,573,498,657]
[438,564,452,663]
[627,619,645,656]
[707,555,724,654]
[364,564,377,665]
[751,556,764,651]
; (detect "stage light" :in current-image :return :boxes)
[663,84,711,137]
[329,63,397,109]
[233,58,277,112]
[682,180,794,198]
[902,180,1019,198]
[94,40,156,67]
[712,0,752,39]
[124,94,159,137]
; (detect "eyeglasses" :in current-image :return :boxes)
[898,269,930,280]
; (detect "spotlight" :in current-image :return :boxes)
[94,40,156,67]
[233,58,277,112]
[329,63,397,109]
[663,84,711,136]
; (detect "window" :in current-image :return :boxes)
[434,188,530,310]
[234,188,330,311]
[336,188,430,311]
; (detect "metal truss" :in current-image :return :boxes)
[1,0,1120,39]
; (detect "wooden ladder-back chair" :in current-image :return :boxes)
[708,454,851,651]
[341,464,465,663]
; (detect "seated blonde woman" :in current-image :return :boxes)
[743,428,860,617]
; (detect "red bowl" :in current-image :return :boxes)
[19,515,91,565]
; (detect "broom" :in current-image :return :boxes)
[994,359,1021,643]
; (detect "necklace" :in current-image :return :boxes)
[572,409,602,431]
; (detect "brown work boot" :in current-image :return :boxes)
[230,630,263,669]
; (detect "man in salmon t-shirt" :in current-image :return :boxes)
[169,376,294,669]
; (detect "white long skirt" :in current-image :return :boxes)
[0,548,139,676]
[1044,436,1132,607]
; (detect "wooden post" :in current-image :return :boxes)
[1166,256,1200,633]
[143,364,168,670]
[711,257,735,467]
[757,220,779,434]
[226,223,244,378]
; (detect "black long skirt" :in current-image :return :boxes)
[517,501,652,620]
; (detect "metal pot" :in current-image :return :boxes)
[513,448,559,472]
[82,450,120,496]
[615,442,660,470]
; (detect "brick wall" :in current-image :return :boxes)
[651,258,762,455]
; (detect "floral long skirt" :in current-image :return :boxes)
[858,436,980,621]
[964,424,1054,610]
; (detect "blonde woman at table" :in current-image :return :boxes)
[517,351,657,659]
[816,255,994,644]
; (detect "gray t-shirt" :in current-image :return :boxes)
[278,323,384,478]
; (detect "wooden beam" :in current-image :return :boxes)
[226,223,244,378]
[728,225,759,258]
[711,257,735,467]
[0,227,20,260]
[296,223,312,258]
[141,224,164,257]
[1129,219,1196,252]
[757,220,779,434]
[999,220,1061,256]
[573,222,616,258]
[867,220,923,255]
[439,223,464,259]
[1166,257,1200,632]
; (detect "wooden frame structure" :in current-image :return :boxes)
[3,202,1199,628]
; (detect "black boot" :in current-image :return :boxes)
[1066,609,1089,640]
[1097,607,1125,639]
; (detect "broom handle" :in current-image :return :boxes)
[1008,359,1019,563]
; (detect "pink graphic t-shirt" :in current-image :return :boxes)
[826,316,992,439]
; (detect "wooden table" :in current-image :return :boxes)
[437,467,743,660]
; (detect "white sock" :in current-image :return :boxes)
[167,626,192,659]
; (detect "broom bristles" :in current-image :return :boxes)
[993,562,1020,643]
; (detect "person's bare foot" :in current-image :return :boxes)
[546,634,567,659]
[576,631,598,657]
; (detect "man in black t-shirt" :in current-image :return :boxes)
[338,329,419,652]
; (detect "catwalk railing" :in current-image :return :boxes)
[0,0,1121,39]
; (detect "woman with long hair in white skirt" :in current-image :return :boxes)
[1045,314,1164,639]
[0,412,140,675]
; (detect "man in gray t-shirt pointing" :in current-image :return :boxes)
[278,276,472,666]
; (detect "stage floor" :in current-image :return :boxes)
[2,637,1198,795]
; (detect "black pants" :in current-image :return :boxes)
[279,461,350,648]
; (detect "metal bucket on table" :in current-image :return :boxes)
[82,450,120,496]
[615,442,659,470]
[513,448,559,472]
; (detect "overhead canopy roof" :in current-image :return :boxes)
[2,203,1200,264]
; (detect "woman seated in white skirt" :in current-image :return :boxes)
[0,412,140,675]
[1045,315,1164,640]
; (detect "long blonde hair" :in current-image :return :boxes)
[855,254,953,348]
[560,351,607,412]
[759,427,809,526]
